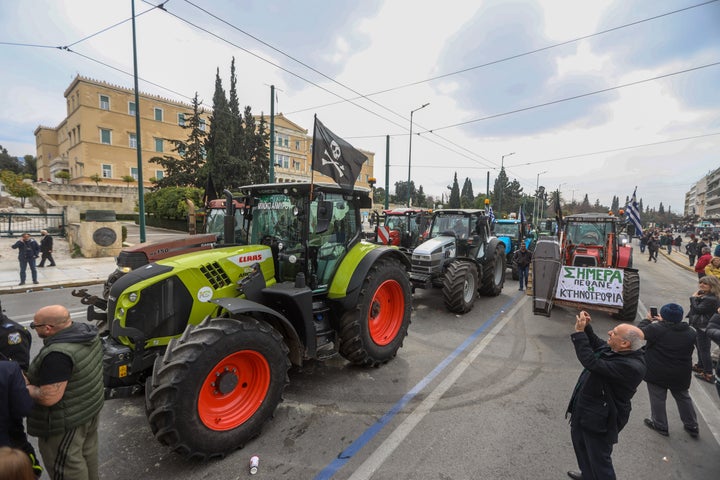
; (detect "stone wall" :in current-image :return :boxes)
[66,221,122,258]
[33,183,138,216]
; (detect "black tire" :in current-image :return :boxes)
[510,260,519,280]
[479,243,506,296]
[614,270,640,321]
[442,260,479,314]
[145,317,290,459]
[102,269,124,299]
[338,257,412,367]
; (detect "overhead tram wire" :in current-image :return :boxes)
[287,0,719,113]
[419,61,720,134]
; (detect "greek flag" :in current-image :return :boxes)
[626,187,643,236]
[487,206,496,223]
[518,205,526,224]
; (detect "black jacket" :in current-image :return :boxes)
[0,314,31,370]
[566,325,646,444]
[40,235,53,254]
[638,319,696,390]
[0,360,33,447]
[706,313,720,346]
[688,293,718,330]
[513,248,533,268]
[11,239,39,260]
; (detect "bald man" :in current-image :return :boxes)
[566,311,646,480]
[25,305,103,480]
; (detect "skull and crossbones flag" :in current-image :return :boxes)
[312,116,368,190]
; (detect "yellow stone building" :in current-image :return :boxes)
[35,75,374,190]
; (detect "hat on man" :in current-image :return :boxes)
[660,303,684,323]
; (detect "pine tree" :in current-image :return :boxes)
[492,167,509,215]
[206,69,234,193]
[448,172,461,208]
[243,107,269,186]
[150,93,207,188]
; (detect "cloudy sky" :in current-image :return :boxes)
[1,0,718,213]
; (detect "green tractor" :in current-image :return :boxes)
[100,182,412,459]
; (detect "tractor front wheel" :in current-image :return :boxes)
[442,260,478,314]
[339,257,412,367]
[479,243,506,296]
[145,317,289,459]
[614,270,640,322]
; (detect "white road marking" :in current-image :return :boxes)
[348,295,529,480]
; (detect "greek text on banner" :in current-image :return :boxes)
[555,266,624,307]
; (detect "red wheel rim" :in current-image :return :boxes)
[198,350,270,431]
[368,279,405,346]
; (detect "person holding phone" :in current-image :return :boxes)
[688,276,720,383]
[638,303,699,437]
[566,311,646,480]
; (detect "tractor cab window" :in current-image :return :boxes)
[431,214,470,239]
[568,222,609,246]
[309,192,359,288]
[493,222,518,236]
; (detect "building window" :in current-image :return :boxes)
[275,154,290,169]
[100,128,111,145]
[156,170,164,180]
[130,167,138,180]
[293,160,301,170]
[129,133,137,148]
[155,138,163,153]
[199,119,206,131]
[154,107,163,122]
[102,164,112,179]
[128,102,136,115]
[178,113,185,126]
[99,95,110,110]
[295,140,301,150]
[276,134,289,147]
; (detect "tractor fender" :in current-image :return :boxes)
[329,243,410,310]
[496,236,512,255]
[485,237,502,262]
[210,297,304,366]
[617,245,633,269]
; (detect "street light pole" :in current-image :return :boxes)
[407,102,429,207]
[534,170,548,227]
[497,152,514,215]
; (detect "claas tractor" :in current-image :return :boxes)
[410,209,506,314]
[73,195,246,314]
[94,182,412,459]
[532,212,639,321]
[372,207,431,252]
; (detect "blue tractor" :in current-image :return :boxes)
[493,218,534,280]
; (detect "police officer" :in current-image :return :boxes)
[0,299,43,477]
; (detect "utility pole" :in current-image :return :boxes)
[131,0,145,243]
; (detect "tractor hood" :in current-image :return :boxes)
[413,235,456,256]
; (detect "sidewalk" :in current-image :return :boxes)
[0,236,117,295]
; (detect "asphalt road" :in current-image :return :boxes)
[3,244,719,480]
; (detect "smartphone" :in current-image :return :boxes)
[650,306,658,317]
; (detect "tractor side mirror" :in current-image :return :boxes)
[316,200,333,234]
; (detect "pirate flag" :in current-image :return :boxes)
[312,116,368,190]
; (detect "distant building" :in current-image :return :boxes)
[34,75,374,190]
[685,166,719,220]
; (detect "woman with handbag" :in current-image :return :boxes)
[688,275,720,383]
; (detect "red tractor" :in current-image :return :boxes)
[372,207,431,251]
[532,212,639,321]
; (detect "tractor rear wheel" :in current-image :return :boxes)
[479,243,506,296]
[145,317,289,459]
[614,270,640,321]
[339,257,412,367]
[442,260,478,314]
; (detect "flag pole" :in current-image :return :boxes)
[310,114,317,201]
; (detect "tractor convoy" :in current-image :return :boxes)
[68,185,641,460]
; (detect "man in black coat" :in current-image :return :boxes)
[11,233,40,285]
[638,303,698,437]
[566,311,646,480]
[38,230,56,267]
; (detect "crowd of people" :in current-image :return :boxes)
[565,228,720,479]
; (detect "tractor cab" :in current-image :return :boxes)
[561,213,631,269]
[374,207,431,250]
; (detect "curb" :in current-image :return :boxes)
[658,249,695,273]
[0,278,106,296]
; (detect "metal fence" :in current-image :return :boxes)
[0,212,66,237]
